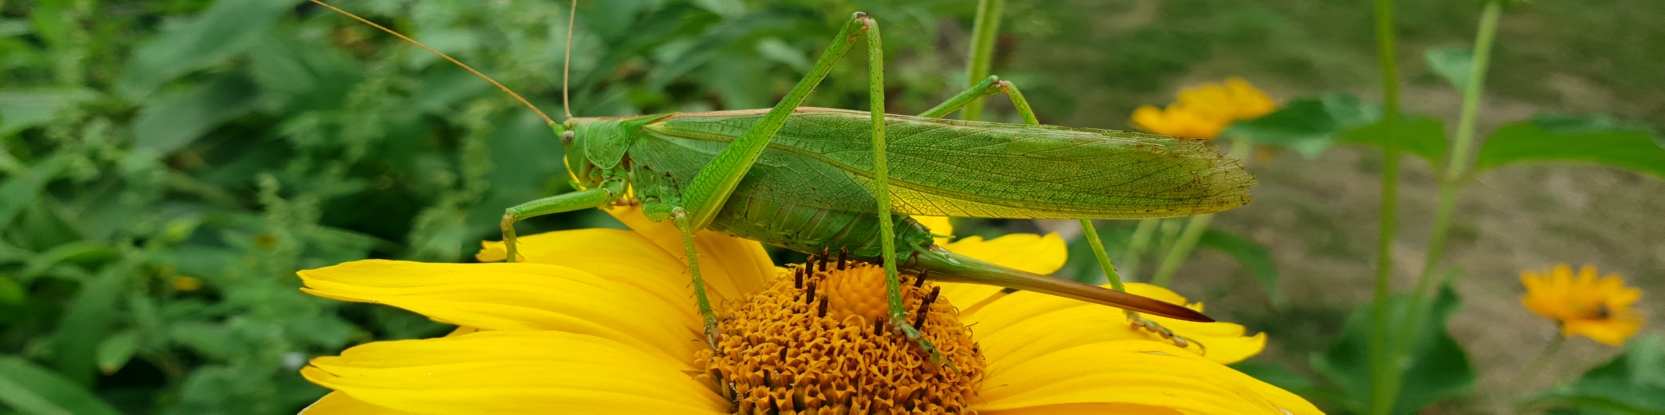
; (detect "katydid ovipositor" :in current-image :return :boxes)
[312,1,1254,359]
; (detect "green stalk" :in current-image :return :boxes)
[1364,0,1405,411]
[1156,219,1182,259]
[1371,2,1504,414]
[1509,335,1565,393]
[1149,139,1253,287]
[1121,219,1161,279]
[962,0,1005,121]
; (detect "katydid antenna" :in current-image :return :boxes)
[307,0,574,124]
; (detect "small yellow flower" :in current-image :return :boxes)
[1176,77,1278,122]
[171,276,202,292]
[1521,263,1645,346]
[1132,77,1277,140]
[1131,104,1230,140]
[296,207,1317,414]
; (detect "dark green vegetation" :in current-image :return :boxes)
[2,0,1662,414]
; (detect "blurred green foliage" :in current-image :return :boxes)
[0,0,975,412]
[1532,334,1665,414]
[3,0,1663,413]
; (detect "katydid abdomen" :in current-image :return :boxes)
[608,108,1234,321]
[706,192,936,259]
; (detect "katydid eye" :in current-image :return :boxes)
[560,130,575,147]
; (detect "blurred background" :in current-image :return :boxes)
[2,0,1661,413]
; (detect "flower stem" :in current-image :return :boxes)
[1371,2,1504,414]
[962,0,1005,122]
[1365,0,1405,411]
[1149,215,1210,287]
[1510,335,1565,394]
[1149,139,1253,287]
[1121,219,1161,279]
[1156,219,1182,261]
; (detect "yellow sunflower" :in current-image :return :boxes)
[296,207,1318,414]
[1132,77,1277,141]
[1520,263,1645,346]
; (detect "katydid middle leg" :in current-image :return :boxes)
[917,77,1202,352]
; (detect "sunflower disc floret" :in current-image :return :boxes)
[699,255,984,414]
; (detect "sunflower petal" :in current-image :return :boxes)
[603,205,774,301]
[302,392,416,415]
[914,216,955,246]
[974,340,1320,414]
[943,233,1069,275]
[976,402,1179,415]
[303,331,728,414]
[937,282,1009,315]
[476,228,700,308]
[477,228,671,265]
[964,283,1263,364]
[298,260,701,363]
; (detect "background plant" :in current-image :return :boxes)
[2,0,1662,414]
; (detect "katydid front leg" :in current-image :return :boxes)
[499,182,623,262]
[917,77,1201,352]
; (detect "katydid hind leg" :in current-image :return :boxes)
[658,12,943,360]
[919,77,1203,352]
[659,11,871,351]
[853,15,946,365]
[499,187,618,263]
[675,13,870,232]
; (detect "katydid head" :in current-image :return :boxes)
[555,120,606,188]
[558,115,666,188]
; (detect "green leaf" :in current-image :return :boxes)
[95,331,141,375]
[1232,362,1314,391]
[1226,93,1380,158]
[409,67,490,114]
[0,276,22,306]
[1473,115,1665,179]
[168,322,238,361]
[1425,45,1474,91]
[692,0,746,18]
[52,264,132,385]
[0,157,64,228]
[1196,229,1286,309]
[756,38,811,73]
[1338,115,1449,164]
[702,54,770,109]
[116,0,300,97]
[466,112,571,237]
[1530,334,1665,414]
[246,30,364,112]
[0,356,121,415]
[17,240,118,284]
[132,75,260,154]
[1310,285,1476,414]
[0,89,96,136]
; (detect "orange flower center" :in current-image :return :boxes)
[698,255,985,414]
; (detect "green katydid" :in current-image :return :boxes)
[311,0,1254,360]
